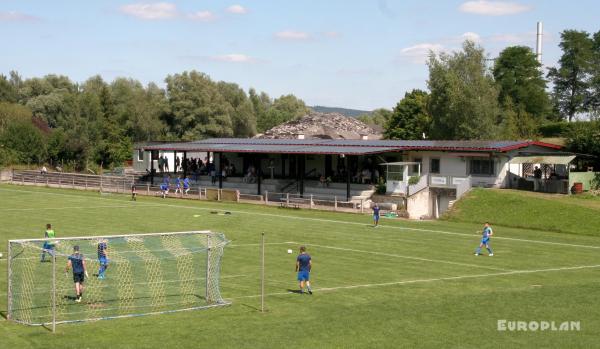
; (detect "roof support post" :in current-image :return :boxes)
[150,150,155,185]
[257,156,262,195]
[218,152,223,189]
[346,155,351,201]
[173,151,177,175]
[183,151,188,178]
[299,154,305,198]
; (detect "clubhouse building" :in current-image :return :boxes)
[134,138,581,218]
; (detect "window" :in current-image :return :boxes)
[412,158,422,174]
[469,158,495,176]
[430,158,440,174]
[137,149,144,161]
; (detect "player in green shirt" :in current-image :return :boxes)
[41,223,56,262]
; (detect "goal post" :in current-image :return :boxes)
[7,231,229,330]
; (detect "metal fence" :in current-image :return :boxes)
[8,170,368,214]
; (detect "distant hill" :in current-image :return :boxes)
[310,106,371,118]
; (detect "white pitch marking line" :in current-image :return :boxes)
[3,186,600,250]
[229,264,600,300]
[292,242,511,272]
[229,242,295,247]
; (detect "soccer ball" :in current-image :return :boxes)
[0,252,3,258]
[287,249,293,254]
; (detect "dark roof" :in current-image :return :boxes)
[139,138,562,155]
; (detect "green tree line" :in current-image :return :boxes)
[358,30,600,144]
[0,71,308,169]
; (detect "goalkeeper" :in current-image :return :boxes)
[97,239,109,279]
[65,245,88,302]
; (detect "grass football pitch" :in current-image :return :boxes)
[0,184,599,348]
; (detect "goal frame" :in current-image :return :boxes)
[7,230,229,332]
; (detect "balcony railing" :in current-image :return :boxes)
[428,175,469,188]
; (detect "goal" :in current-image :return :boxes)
[7,231,229,331]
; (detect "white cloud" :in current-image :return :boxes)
[459,1,532,16]
[275,30,311,41]
[461,32,481,43]
[226,5,247,14]
[210,54,256,63]
[187,11,217,21]
[0,11,39,21]
[399,43,445,64]
[119,2,178,20]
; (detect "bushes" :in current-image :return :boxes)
[538,121,572,137]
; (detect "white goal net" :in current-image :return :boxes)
[7,231,229,329]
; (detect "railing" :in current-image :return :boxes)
[456,175,472,199]
[11,170,136,193]
[8,170,367,214]
[263,191,365,212]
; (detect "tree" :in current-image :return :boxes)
[588,31,600,119]
[493,46,551,120]
[357,108,392,127]
[217,82,257,137]
[499,97,537,140]
[547,30,594,122]
[256,94,309,132]
[250,88,272,132]
[0,118,46,164]
[566,121,600,169]
[384,90,431,140]
[164,71,234,139]
[0,102,32,132]
[427,41,500,140]
[0,75,18,103]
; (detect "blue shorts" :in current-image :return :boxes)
[43,242,55,250]
[297,270,310,281]
[481,238,490,245]
[373,215,380,221]
[98,256,108,265]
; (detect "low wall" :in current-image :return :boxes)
[0,169,12,182]
[406,188,430,219]
[569,171,599,191]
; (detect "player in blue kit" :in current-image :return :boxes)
[474,222,494,256]
[295,246,313,294]
[183,176,190,195]
[65,245,88,302]
[97,239,109,279]
[372,203,381,227]
[160,182,169,198]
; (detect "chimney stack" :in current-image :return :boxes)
[536,21,543,64]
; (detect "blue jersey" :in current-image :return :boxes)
[97,242,107,258]
[183,178,190,188]
[297,254,311,272]
[69,253,85,273]
[482,227,493,239]
[373,206,380,216]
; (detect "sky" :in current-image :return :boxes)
[1,1,599,111]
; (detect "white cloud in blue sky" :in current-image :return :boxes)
[226,5,247,14]
[459,1,532,16]
[119,2,178,20]
[1,0,599,110]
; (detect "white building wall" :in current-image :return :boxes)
[407,187,431,219]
